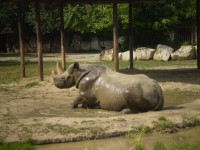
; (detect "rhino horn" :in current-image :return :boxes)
[56,62,65,74]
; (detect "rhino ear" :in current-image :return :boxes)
[73,62,79,70]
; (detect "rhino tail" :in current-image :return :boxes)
[153,92,164,111]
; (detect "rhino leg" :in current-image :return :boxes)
[68,95,86,109]
[69,96,100,109]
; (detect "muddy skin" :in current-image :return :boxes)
[52,62,164,114]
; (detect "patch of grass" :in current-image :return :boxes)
[132,140,146,150]
[125,131,135,139]
[46,124,80,135]
[24,82,40,88]
[135,125,152,134]
[153,116,176,131]
[182,115,200,127]
[89,126,104,135]
[153,141,168,150]
[126,125,151,139]
[0,143,34,150]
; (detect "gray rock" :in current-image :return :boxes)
[135,47,155,60]
[121,50,136,61]
[99,49,113,61]
[153,44,174,61]
[171,45,195,60]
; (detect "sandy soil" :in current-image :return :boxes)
[0,53,200,144]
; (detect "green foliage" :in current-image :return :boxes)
[25,4,59,34]
[64,4,113,33]
[0,0,197,48]
[0,4,17,34]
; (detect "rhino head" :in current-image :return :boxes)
[52,62,80,89]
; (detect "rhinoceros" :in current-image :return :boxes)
[52,62,164,114]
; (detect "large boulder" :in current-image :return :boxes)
[135,47,155,60]
[171,45,195,60]
[121,50,136,61]
[99,49,113,61]
[153,44,174,61]
[91,36,102,51]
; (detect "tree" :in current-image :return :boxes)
[64,4,113,33]
[25,4,59,35]
[0,4,18,34]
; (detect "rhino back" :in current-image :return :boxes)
[94,69,163,111]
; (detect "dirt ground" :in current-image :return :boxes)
[0,53,200,144]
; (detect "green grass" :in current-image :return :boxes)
[153,116,175,131]
[0,60,197,84]
[182,115,200,127]
[153,141,168,150]
[0,143,34,150]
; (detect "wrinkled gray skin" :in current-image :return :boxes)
[52,62,164,114]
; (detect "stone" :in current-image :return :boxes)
[121,50,136,61]
[135,47,155,60]
[99,49,113,61]
[171,45,195,60]
[153,44,174,61]
[118,52,122,60]
[91,36,102,51]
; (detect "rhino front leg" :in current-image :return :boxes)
[68,95,86,109]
